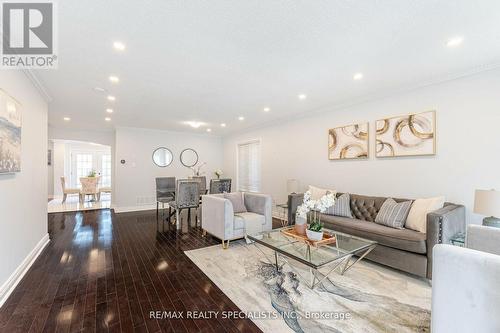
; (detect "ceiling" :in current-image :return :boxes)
[38,0,500,135]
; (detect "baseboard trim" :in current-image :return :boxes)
[112,204,157,214]
[0,233,50,307]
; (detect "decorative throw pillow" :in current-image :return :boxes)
[326,193,353,218]
[308,185,336,201]
[405,196,445,233]
[375,198,413,229]
[224,192,247,213]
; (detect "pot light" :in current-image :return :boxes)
[206,128,212,132]
[298,94,307,100]
[353,73,363,80]
[113,41,126,51]
[184,121,204,128]
[238,116,245,121]
[263,107,270,112]
[105,117,111,122]
[106,108,113,113]
[63,117,71,121]
[94,87,106,93]
[220,123,226,127]
[447,36,464,47]
[107,95,116,101]
[109,75,119,83]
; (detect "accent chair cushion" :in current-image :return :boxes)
[405,196,445,233]
[375,198,413,229]
[233,212,266,230]
[308,185,336,200]
[224,192,247,213]
[326,193,353,218]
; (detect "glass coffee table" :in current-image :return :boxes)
[248,227,377,289]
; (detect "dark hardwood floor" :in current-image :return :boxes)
[0,209,264,333]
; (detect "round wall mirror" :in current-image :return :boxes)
[152,147,173,167]
[180,148,198,167]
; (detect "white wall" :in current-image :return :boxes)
[48,141,54,197]
[114,127,223,211]
[223,69,500,224]
[0,71,48,302]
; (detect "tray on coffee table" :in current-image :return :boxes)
[280,226,336,247]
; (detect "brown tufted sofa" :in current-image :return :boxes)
[287,192,465,279]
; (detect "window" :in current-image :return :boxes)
[101,155,112,187]
[75,154,93,187]
[237,140,261,192]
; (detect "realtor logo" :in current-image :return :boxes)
[1,1,57,68]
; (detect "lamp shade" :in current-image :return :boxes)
[287,179,300,194]
[474,189,500,217]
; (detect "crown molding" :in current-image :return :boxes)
[23,70,53,103]
[223,61,500,138]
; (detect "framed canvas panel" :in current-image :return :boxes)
[0,89,22,173]
[328,122,369,160]
[376,110,436,157]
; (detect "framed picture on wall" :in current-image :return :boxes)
[376,110,436,157]
[0,89,22,173]
[328,122,369,160]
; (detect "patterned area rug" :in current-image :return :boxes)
[185,240,431,333]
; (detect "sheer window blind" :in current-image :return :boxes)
[237,140,261,192]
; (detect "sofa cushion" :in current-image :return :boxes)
[406,196,445,233]
[375,198,413,229]
[346,193,411,222]
[326,193,353,218]
[321,214,427,254]
[224,192,247,213]
[234,212,266,230]
[308,185,336,200]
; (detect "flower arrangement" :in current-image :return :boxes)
[87,170,97,177]
[190,162,206,176]
[295,190,336,239]
[214,169,223,179]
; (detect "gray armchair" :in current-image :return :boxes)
[201,192,272,248]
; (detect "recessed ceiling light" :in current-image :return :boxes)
[113,41,126,51]
[206,128,212,132]
[184,121,204,128]
[105,117,111,122]
[238,116,245,121]
[263,107,270,112]
[353,73,363,80]
[107,95,116,101]
[447,36,464,47]
[220,123,226,127]
[106,108,113,113]
[63,117,70,121]
[109,75,119,83]
[94,87,106,92]
[298,94,307,100]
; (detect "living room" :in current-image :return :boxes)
[1,1,500,332]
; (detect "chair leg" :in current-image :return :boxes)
[222,239,230,249]
[62,193,67,203]
[187,208,191,225]
[176,209,181,230]
[156,202,159,220]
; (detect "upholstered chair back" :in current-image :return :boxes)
[61,176,67,191]
[209,178,232,194]
[80,177,100,194]
[192,176,207,195]
[176,180,200,208]
[155,177,176,201]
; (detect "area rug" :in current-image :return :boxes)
[185,240,431,333]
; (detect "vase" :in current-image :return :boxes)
[306,229,324,241]
[295,215,307,235]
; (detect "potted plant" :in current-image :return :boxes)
[87,170,97,177]
[214,169,223,179]
[306,220,324,241]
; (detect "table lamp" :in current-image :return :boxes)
[474,189,500,228]
[287,179,300,194]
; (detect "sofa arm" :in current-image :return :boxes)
[426,204,465,279]
[244,192,272,231]
[201,195,234,240]
[287,193,304,225]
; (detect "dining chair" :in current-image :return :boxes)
[166,180,200,230]
[80,176,100,203]
[60,176,80,203]
[192,176,208,196]
[209,178,232,194]
[155,177,176,219]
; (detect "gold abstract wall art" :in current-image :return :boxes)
[0,89,22,173]
[376,110,436,157]
[328,123,369,160]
